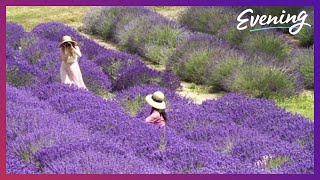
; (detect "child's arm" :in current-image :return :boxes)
[145,111,159,122]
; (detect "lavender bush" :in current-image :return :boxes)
[7,47,44,87]
[32,22,82,42]
[22,40,59,64]
[296,10,314,47]
[223,63,303,98]
[6,21,26,49]
[84,7,186,65]
[178,7,235,35]
[290,48,314,89]
[242,31,291,60]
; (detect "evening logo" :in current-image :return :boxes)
[237,8,311,35]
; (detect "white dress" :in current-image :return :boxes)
[60,47,87,89]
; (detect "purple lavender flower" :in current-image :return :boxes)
[31,22,83,42]
[6,21,26,49]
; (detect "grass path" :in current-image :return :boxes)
[6,6,89,31]
[149,6,187,20]
[6,6,314,120]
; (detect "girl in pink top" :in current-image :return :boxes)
[145,91,167,127]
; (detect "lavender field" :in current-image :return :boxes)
[6,6,314,174]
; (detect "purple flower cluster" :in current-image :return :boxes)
[202,94,314,151]
[6,21,26,49]
[7,83,314,174]
[6,21,179,93]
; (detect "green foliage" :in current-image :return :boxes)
[178,50,212,84]
[209,54,245,92]
[102,61,123,80]
[267,156,290,169]
[242,33,290,60]
[223,27,250,46]
[224,64,298,98]
[84,7,122,40]
[179,7,233,35]
[20,35,40,50]
[122,95,145,116]
[275,92,314,120]
[146,25,182,48]
[300,55,314,89]
[144,45,175,65]
[6,70,33,88]
[296,11,314,47]
[291,48,314,89]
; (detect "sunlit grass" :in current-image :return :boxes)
[6,6,90,30]
[274,91,314,121]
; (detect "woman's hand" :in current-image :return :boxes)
[71,45,82,57]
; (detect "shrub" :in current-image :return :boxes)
[78,38,106,60]
[217,19,250,46]
[19,32,41,50]
[202,93,314,151]
[112,64,179,91]
[22,40,59,64]
[242,32,290,60]
[31,22,82,42]
[291,48,314,89]
[113,7,153,39]
[223,63,303,98]
[28,82,90,101]
[178,49,213,84]
[34,52,61,84]
[94,50,145,80]
[83,7,123,40]
[6,50,43,87]
[6,21,26,49]
[6,87,89,170]
[80,59,112,95]
[168,33,231,84]
[84,7,185,65]
[208,52,247,92]
[296,11,314,47]
[178,7,234,35]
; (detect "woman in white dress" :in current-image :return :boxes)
[59,35,87,89]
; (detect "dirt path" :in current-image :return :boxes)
[176,82,222,104]
[150,7,187,20]
[79,32,120,51]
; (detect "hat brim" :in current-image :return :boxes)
[59,40,76,47]
[145,94,166,110]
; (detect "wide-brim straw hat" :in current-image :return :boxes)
[59,35,75,47]
[145,91,166,110]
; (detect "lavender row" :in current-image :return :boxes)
[82,7,306,97]
[115,84,314,173]
[6,84,256,174]
[6,21,181,92]
[178,7,314,89]
[7,79,313,173]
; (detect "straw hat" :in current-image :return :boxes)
[145,91,166,110]
[59,35,75,47]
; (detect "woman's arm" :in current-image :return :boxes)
[71,45,82,57]
[60,49,68,62]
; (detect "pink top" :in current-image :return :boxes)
[145,110,165,127]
